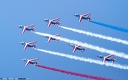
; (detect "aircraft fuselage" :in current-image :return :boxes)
[28,44,36,47]
[29,61,38,64]
[26,28,33,31]
[99,56,113,61]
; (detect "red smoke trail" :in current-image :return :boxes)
[36,64,113,80]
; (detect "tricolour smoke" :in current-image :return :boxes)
[59,26,128,45]
[34,32,128,59]
[90,21,128,33]
[36,64,113,80]
[35,48,128,70]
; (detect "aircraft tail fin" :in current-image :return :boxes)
[55,34,60,42]
[32,44,37,49]
[82,48,87,53]
[32,28,35,32]
[112,57,116,63]
[82,48,85,53]
[87,16,91,22]
[34,62,39,66]
[56,21,61,26]
[56,40,59,42]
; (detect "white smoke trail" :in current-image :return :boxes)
[59,26,128,45]
[33,32,128,59]
[35,48,128,70]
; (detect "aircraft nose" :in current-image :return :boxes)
[21,59,24,61]
[44,19,48,21]
[74,14,78,16]
[20,42,25,45]
[97,55,100,57]
[19,25,23,28]
[22,58,27,61]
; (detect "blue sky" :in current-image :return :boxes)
[0,0,128,80]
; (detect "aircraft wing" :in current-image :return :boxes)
[28,41,37,44]
[48,37,52,42]
[48,21,52,27]
[73,47,77,53]
[103,58,106,63]
[72,46,80,53]
[30,58,39,61]
[24,44,28,50]
[28,24,34,27]
[25,60,30,66]
[82,13,91,16]
[105,54,114,59]
[22,27,27,33]
[51,18,60,21]
[79,16,83,22]
[25,24,34,29]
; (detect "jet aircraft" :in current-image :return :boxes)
[69,44,87,53]
[20,41,37,50]
[97,54,115,63]
[74,13,91,22]
[44,18,61,27]
[19,24,35,33]
[22,58,38,66]
[43,34,60,42]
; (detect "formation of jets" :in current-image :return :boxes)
[20,12,116,66]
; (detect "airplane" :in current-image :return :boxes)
[97,54,115,63]
[44,34,60,42]
[69,44,87,53]
[74,13,91,22]
[20,41,37,50]
[21,58,39,66]
[44,18,61,27]
[19,24,35,33]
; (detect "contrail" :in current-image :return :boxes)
[59,26,128,45]
[34,32,128,59]
[35,48,128,70]
[36,64,113,80]
[90,21,128,33]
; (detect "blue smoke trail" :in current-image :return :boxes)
[90,21,128,33]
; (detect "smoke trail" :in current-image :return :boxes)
[34,32,128,59]
[36,64,113,80]
[90,21,128,33]
[35,48,128,70]
[59,26,128,45]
